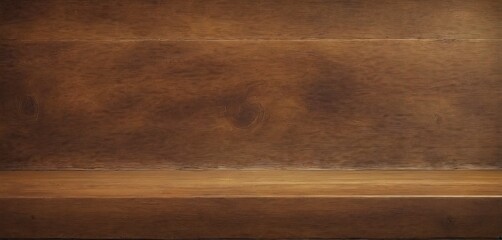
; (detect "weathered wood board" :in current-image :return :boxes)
[1,41,500,169]
[1,0,500,40]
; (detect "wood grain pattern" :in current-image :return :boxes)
[0,0,500,40]
[1,1,500,238]
[0,170,500,238]
[1,198,501,238]
[1,41,500,169]
[1,170,501,197]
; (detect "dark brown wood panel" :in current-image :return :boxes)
[0,0,500,40]
[1,197,501,238]
[0,41,500,169]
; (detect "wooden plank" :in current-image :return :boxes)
[1,171,501,198]
[0,0,500,40]
[1,198,501,239]
[0,170,501,238]
[1,40,500,169]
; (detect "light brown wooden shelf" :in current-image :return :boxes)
[1,170,501,239]
[2,170,502,198]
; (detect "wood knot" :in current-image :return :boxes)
[225,102,264,129]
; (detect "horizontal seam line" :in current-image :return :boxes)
[0,39,501,42]
[2,195,502,198]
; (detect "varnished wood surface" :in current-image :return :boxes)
[1,0,500,40]
[1,198,501,239]
[1,1,501,238]
[0,170,501,238]
[0,197,502,239]
[1,40,500,169]
[1,171,501,198]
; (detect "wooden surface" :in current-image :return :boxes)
[0,170,501,239]
[1,0,501,170]
[1,171,501,197]
[1,1,501,238]
[0,0,500,40]
[1,40,500,169]
[2,198,501,239]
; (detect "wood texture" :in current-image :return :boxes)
[1,170,501,197]
[1,1,500,238]
[1,198,501,239]
[0,170,501,239]
[1,41,500,169]
[1,0,501,40]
